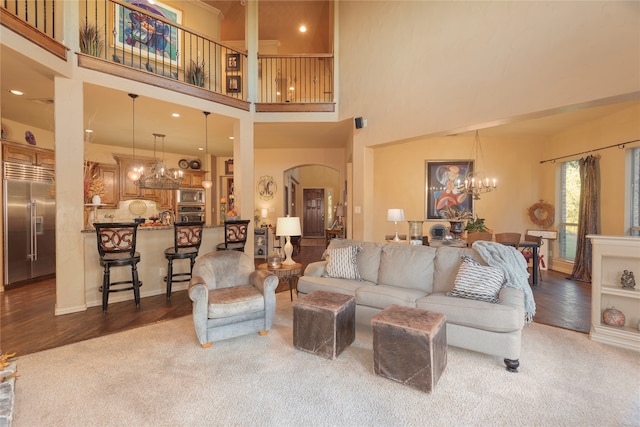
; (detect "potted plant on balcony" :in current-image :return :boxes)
[438,205,473,240]
[79,24,104,57]
[186,59,206,87]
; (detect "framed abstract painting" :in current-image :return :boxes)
[112,0,182,67]
[425,160,473,220]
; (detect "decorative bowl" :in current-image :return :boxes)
[602,307,625,327]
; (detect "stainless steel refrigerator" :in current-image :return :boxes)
[3,162,56,288]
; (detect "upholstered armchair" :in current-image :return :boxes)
[188,250,279,348]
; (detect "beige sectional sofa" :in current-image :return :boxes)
[297,239,528,372]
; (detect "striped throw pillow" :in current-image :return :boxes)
[323,245,362,280]
[448,255,504,304]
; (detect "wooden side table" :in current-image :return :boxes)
[325,228,344,247]
[257,262,302,301]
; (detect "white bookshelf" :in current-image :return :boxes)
[587,235,640,351]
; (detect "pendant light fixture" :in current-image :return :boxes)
[201,111,213,189]
[136,133,184,190]
[127,93,142,181]
[455,130,497,200]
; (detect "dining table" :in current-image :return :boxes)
[501,240,540,285]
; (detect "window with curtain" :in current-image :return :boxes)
[559,160,580,260]
[630,146,640,236]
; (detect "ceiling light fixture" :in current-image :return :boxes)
[171,113,180,118]
[299,25,307,33]
[136,133,184,190]
[127,93,142,181]
[10,90,24,96]
[455,130,497,200]
[201,111,213,190]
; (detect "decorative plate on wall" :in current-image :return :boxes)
[189,159,201,170]
[25,130,36,145]
[257,175,277,200]
[128,200,147,216]
[178,159,189,169]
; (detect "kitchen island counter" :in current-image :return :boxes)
[83,225,224,308]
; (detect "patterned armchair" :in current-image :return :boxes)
[188,250,279,347]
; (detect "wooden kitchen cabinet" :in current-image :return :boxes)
[95,163,119,208]
[115,155,160,202]
[181,170,206,188]
[159,186,176,211]
[37,151,56,168]
[2,142,54,168]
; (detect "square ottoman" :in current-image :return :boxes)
[293,290,356,359]
[372,304,447,393]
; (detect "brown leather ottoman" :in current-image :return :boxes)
[293,290,355,359]
[372,304,447,393]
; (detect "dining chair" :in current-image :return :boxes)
[494,232,522,247]
[466,231,493,247]
[520,234,543,281]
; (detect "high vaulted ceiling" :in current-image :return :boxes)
[1,0,638,158]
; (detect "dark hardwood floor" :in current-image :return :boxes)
[0,242,590,357]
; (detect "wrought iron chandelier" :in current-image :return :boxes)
[136,133,184,190]
[455,130,497,200]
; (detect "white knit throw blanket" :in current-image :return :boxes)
[472,241,536,323]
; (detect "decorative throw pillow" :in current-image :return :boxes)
[323,245,362,280]
[447,255,504,304]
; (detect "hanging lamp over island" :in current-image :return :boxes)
[201,111,212,189]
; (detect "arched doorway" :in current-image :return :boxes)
[283,164,341,238]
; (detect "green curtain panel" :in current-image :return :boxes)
[570,155,600,283]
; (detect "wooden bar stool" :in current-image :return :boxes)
[216,220,250,251]
[94,223,142,314]
[164,221,204,300]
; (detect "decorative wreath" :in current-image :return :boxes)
[527,200,555,228]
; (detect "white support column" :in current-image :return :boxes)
[54,77,87,315]
[234,116,255,256]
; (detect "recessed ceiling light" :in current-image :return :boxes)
[229,136,234,140]
[197,147,204,151]
[10,90,24,96]
[299,25,307,33]
[85,129,94,133]
[171,113,180,118]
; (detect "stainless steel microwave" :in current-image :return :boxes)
[177,188,205,205]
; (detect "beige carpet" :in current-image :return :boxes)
[12,293,640,426]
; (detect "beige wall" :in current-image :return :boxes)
[298,165,341,229]
[373,134,542,241]
[1,119,55,150]
[338,1,640,145]
[372,103,640,271]
[338,1,640,239]
[254,148,345,227]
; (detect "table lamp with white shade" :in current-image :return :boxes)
[387,208,405,242]
[335,204,345,228]
[276,216,301,265]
